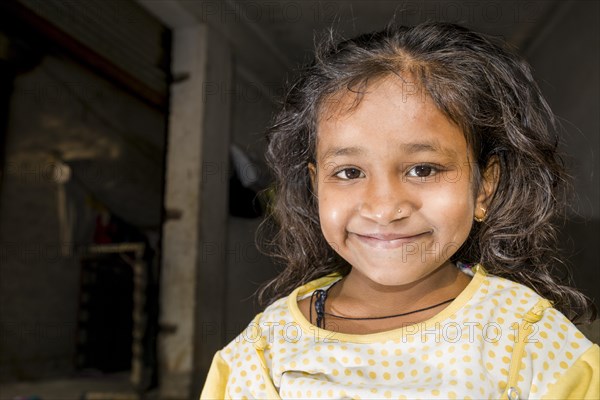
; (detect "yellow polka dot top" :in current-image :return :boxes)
[201,265,599,399]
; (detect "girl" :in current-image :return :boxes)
[201,22,598,399]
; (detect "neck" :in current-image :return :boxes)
[330,261,470,318]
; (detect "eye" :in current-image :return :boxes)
[335,168,364,180]
[407,164,439,178]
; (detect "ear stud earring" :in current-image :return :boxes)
[474,207,487,222]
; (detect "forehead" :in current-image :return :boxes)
[315,76,468,160]
[318,74,428,122]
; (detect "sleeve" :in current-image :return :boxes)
[200,351,231,400]
[541,344,599,400]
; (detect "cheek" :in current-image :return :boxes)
[318,193,347,237]
[427,184,474,231]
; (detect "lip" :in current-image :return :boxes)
[351,231,431,249]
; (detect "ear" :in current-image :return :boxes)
[308,162,317,194]
[474,155,500,220]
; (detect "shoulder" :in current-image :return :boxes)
[469,270,560,323]
[477,272,592,351]
[218,296,291,360]
[454,270,547,334]
[472,272,595,398]
[204,296,295,399]
[477,272,540,308]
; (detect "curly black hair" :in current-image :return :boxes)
[257,22,595,323]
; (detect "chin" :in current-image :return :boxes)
[361,265,425,287]
[353,255,451,287]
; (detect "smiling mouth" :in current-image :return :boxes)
[351,232,431,249]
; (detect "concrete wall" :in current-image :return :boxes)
[135,2,284,397]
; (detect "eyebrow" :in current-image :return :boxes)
[401,141,452,155]
[320,140,457,161]
[321,146,365,161]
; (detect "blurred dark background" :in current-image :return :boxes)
[0,1,597,399]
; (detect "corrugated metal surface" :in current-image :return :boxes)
[17,0,169,96]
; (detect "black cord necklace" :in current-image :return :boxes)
[310,280,456,329]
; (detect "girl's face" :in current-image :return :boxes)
[310,76,494,287]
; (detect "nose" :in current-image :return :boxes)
[357,175,413,225]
